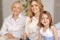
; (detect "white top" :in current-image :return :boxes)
[40,27,54,37]
[25,17,39,40]
[1,13,26,38]
[55,22,60,37]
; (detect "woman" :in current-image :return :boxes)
[0,1,25,40]
[24,0,44,40]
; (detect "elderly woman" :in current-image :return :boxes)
[0,1,25,40]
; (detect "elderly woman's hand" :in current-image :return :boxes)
[5,33,14,39]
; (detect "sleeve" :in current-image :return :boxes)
[24,17,30,35]
[1,19,8,35]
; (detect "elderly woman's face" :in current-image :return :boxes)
[12,3,21,15]
[31,1,40,14]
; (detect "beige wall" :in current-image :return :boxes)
[54,0,60,24]
[0,0,3,28]
[2,0,54,20]
[2,0,16,20]
[42,0,54,19]
[2,0,60,24]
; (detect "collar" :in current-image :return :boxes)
[10,12,23,18]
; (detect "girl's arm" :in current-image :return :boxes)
[51,26,58,40]
[38,33,42,40]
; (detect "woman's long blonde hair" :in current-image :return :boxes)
[28,0,43,17]
[27,0,44,22]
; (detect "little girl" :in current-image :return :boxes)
[38,11,58,40]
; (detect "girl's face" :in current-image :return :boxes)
[31,1,40,14]
[12,3,21,15]
[41,14,50,26]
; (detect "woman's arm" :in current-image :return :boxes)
[23,25,29,40]
[1,20,8,35]
[23,17,30,40]
[5,33,14,39]
[51,26,58,40]
[1,19,14,39]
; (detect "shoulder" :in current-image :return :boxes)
[40,27,43,31]
[39,27,43,34]
[25,16,31,24]
[26,16,30,19]
[4,15,12,22]
[25,16,30,21]
[51,26,56,29]
[2,15,12,24]
[51,26,57,32]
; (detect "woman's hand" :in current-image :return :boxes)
[22,33,27,40]
[5,33,14,39]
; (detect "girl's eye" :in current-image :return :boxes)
[41,17,49,20]
[31,5,33,7]
[46,17,49,19]
[35,4,38,6]
[41,17,44,19]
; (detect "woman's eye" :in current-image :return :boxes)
[17,7,20,9]
[13,7,16,8]
[35,5,38,6]
[41,17,44,19]
[31,4,33,7]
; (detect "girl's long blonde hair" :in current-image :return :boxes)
[38,11,53,28]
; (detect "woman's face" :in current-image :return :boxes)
[41,14,50,26]
[12,3,21,15]
[31,1,40,14]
